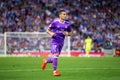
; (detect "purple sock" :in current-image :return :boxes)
[52,57,58,71]
[46,58,53,63]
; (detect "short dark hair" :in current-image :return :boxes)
[59,10,66,15]
[87,35,91,38]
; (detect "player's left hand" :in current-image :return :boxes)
[63,32,69,36]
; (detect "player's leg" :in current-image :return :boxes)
[41,57,53,70]
[41,44,54,70]
[42,54,54,70]
[42,43,61,76]
[52,44,61,76]
[86,51,90,57]
[52,44,63,71]
[52,44,63,76]
[52,53,60,76]
[85,47,91,57]
[42,44,59,71]
[41,59,47,70]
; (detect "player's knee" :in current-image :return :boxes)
[53,53,59,57]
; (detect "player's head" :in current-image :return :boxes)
[86,35,91,38]
[59,10,67,20]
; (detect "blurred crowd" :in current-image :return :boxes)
[6,34,51,53]
[0,0,120,50]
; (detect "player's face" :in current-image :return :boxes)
[59,12,66,20]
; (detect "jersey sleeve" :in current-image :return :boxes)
[48,22,55,30]
[67,24,72,32]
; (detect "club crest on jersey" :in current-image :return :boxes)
[57,26,60,28]
[65,26,67,28]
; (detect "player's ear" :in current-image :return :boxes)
[59,13,61,17]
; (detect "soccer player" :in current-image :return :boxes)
[41,10,72,76]
[85,35,92,57]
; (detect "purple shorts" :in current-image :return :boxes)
[51,43,63,54]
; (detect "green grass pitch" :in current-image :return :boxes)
[0,57,120,80]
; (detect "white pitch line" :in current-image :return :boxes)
[0,68,120,72]
[0,69,40,72]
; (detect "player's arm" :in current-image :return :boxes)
[46,28,56,37]
[46,22,56,37]
[84,39,87,48]
[63,24,72,36]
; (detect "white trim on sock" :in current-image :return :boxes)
[54,70,57,73]
[53,56,59,58]
[45,60,47,63]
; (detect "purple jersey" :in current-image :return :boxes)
[49,20,71,45]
